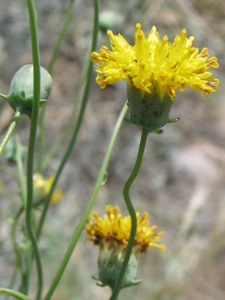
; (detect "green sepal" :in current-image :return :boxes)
[168,117,180,123]
[153,128,164,134]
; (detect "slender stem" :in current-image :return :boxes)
[47,0,77,75]
[25,0,42,299]
[37,0,77,170]
[0,288,32,300]
[11,208,24,281]
[110,127,149,300]
[5,208,24,298]
[40,45,91,172]
[37,107,45,172]
[16,137,27,206]
[0,110,21,156]
[36,0,99,240]
[43,102,128,300]
[2,267,18,300]
[15,140,27,292]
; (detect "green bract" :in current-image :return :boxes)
[126,81,174,132]
[7,64,52,117]
[96,247,141,290]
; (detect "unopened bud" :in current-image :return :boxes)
[7,64,52,117]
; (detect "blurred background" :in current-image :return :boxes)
[0,0,225,299]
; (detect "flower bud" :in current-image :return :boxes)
[7,64,52,117]
[99,11,123,33]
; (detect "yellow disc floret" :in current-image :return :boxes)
[85,205,166,253]
[91,23,219,100]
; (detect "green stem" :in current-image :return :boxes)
[37,107,45,172]
[0,288,32,300]
[15,140,27,292]
[0,110,21,156]
[43,102,128,300]
[2,268,18,300]
[47,0,77,75]
[16,137,27,206]
[37,0,77,170]
[25,0,42,299]
[11,207,25,285]
[40,45,91,172]
[36,0,99,239]
[110,127,149,300]
[4,208,25,299]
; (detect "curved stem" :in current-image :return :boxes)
[110,127,149,300]
[43,102,128,300]
[0,110,21,156]
[25,0,42,299]
[36,0,99,240]
[0,288,32,300]
[2,268,18,300]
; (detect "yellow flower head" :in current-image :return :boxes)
[85,205,166,253]
[91,23,219,100]
[33,173,64,205]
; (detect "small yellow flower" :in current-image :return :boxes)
[85,205,166,253]
[91,23,219,100]
[33,173,64,205]
[85,205,165,289]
